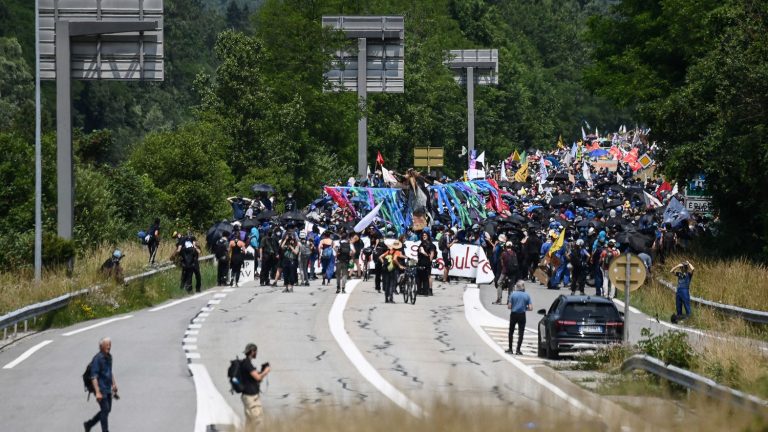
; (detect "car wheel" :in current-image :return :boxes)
[537,334,545,358]
[545,332,559,360]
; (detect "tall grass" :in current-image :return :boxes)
[662,253,768,311]
[0,238,179,314]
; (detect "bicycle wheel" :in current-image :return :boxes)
[403,279,411,303]
[409,282,417,304]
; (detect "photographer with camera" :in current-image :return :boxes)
[670,260,695,322]
[240,343,271,432]
[280,234,300,293]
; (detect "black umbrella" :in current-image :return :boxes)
[547,172,570,182]
[241,218,260,232]
[251,183,276,194]
[549,194,573,207]
[280,210,306,222]
[605,199,623,209]
[254,210,275,221]
[498,180,512,188]
[205,221,233,251]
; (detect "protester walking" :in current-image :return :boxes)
[214,234,230,286]
[439,228,456,282]
[298,232,311,286]
[569,239,589,295]
[379,239,405,303]
[176,234,201,293]
[146,218,161,265]
[494,242,518,304]
[230,236,246,287]
[240,343,271,432]
[84,337,118,432]
[507,281,532,355]
[417,231,436,296]
[335,232,353,294]
[281,235,299,293]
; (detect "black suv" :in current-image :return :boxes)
[537,295,624,359]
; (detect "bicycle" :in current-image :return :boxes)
[401,259,418,304]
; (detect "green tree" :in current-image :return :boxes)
[0,37,33,134]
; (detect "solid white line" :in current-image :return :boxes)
[62,316,133,337]
[188,363,241,432]
[328,280,425,418]
[612,298,642,315]
[149,292,211,312]
[464,287,597,417]
[2,340,53,369]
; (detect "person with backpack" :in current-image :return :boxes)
[229,236,246,287]
[100,250,124,283]
[319,232,335,286]
[417,231,436,296]
[335,232,354,294]
[494,242,518,304]
[568,239,590,295]
[351,232,365,279]
[215,234,230,286]
[146,218,161,265]
[239,343,271,432]
[247,227,260,271]
[439,227,457,283]
[298,233,311,286]
[600,239,620,298]
[83,337,118,432]
[176,235,202,293]
[371,235,386,292]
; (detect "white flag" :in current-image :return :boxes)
[582,161,593,188]
[671,182,679,196]
[476,151,485,166]
[500,161,508,181]
[354,202,383,233]
[644,191,663,208]
[381,166,398,185]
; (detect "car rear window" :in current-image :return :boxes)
[562,303,620,320]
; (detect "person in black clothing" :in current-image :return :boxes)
[84,337,118,432]
[259,230,276,286]
[372,236,386,292]
[284,192,297,212]
[240,343,271,432]
[214,234,230,286]
[175,234,202,293]
[416,231,436,296]
[522,229,542,282]
[147,218,161,265]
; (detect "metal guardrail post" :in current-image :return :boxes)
[657,278,768,324]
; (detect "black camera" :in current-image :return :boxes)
[260,362,270,371]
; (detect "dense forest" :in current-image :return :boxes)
[1,0,766,268]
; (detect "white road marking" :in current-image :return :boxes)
[184,345,199,351]
[199,312,210,318]
[185,330,199,336]
[62,315,133,337]
[612,298,642,315]
[221,288,235,293]
[214,294,227,298]
[149,292,211,312]
[464,286,597,417]
[189,324,203,329]
[183,337,198,344]
[208,300,221,305]
[2,340,53,369]
[186,352,201,359]
[201,307,214,312]
[188,363,241,432]
[328,280,425,418]
[192,318,205,323]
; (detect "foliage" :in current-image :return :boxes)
[586,0,768,258]
[41,234,76,270]
[0,37,33,134]
[637,327,697,369]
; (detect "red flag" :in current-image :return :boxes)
[376,151,384,165]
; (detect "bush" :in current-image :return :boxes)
[637,327,697,370]
[42,233,75,270]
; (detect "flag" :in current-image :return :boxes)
[476,151,485,167]
[520,150,527,164]
[381,166,398,185]
[570,142,578,158]
[663,197,690,227]
[500,161,508,181]
[511,150,520,162]
[354,201,383,233]
[644,191,663,208]
[548,228,566,257]
[581,127,587,141]
[557,135,565,149]
[459,146,467,157]
[595,127,599,139]
[376,151,384,165]
[671,182,678,196]
[582,160,593,188]
[538,160,549,185]
[514,162,528,182]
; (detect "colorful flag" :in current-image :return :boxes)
[548,229,566,257]
[570,142,578,158]
[376,151,384,165]
[520,150,527,164]
[557,135,566,149]
[538,159,549,185]
[511,150,520,162]
[514,162,528,182]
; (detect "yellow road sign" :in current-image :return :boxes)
[608,254,647,292]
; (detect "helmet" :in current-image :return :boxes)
[112,249,123,259]
[575,239,584,247]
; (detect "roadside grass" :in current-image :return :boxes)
[661,253,768,311]
[0,239,181,315]
[261,399,768,432]
[38,261,217,329]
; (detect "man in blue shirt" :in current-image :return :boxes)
[84,337,118,432]
[507,281,533,355]
[670,260,695,321]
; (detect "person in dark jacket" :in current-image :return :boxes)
[84,337,118,432]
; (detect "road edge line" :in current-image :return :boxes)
[2,339,53,369]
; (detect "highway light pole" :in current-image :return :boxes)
[34,0,42,282]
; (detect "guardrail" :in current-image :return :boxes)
[0,255,214,341]
[657,278,768,324]
[621,354,768,413]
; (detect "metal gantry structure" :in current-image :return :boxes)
[445,49,499,164]
[322,16,404,178]
[37,0,164,264]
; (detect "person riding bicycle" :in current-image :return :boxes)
[494,242,518,304]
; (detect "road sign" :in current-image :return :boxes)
[608,254,647,292]
[445,49,498,85]
[322,16,404,93]
[39,0,164,81]
[413,147,444,169]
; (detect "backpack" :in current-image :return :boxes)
[82,361,95,399]
[180,240,197,269]
[337,242,351,262]
[322,246,334,259]
[227,357,245,394]
[137,230,148,245]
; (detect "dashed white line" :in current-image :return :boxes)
[207,300,221,305]
[183,337,198,344]
[186,352,201,359]
[185,330,199,336]
[2,340,53,369]
[62,315,134,337]
[328,280,425,418]
[149,292,212,312]
[189,324,203,329]
[184,345,199,351]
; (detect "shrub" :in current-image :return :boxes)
[637,327,697,370]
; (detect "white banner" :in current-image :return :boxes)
[240,259,256,284]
